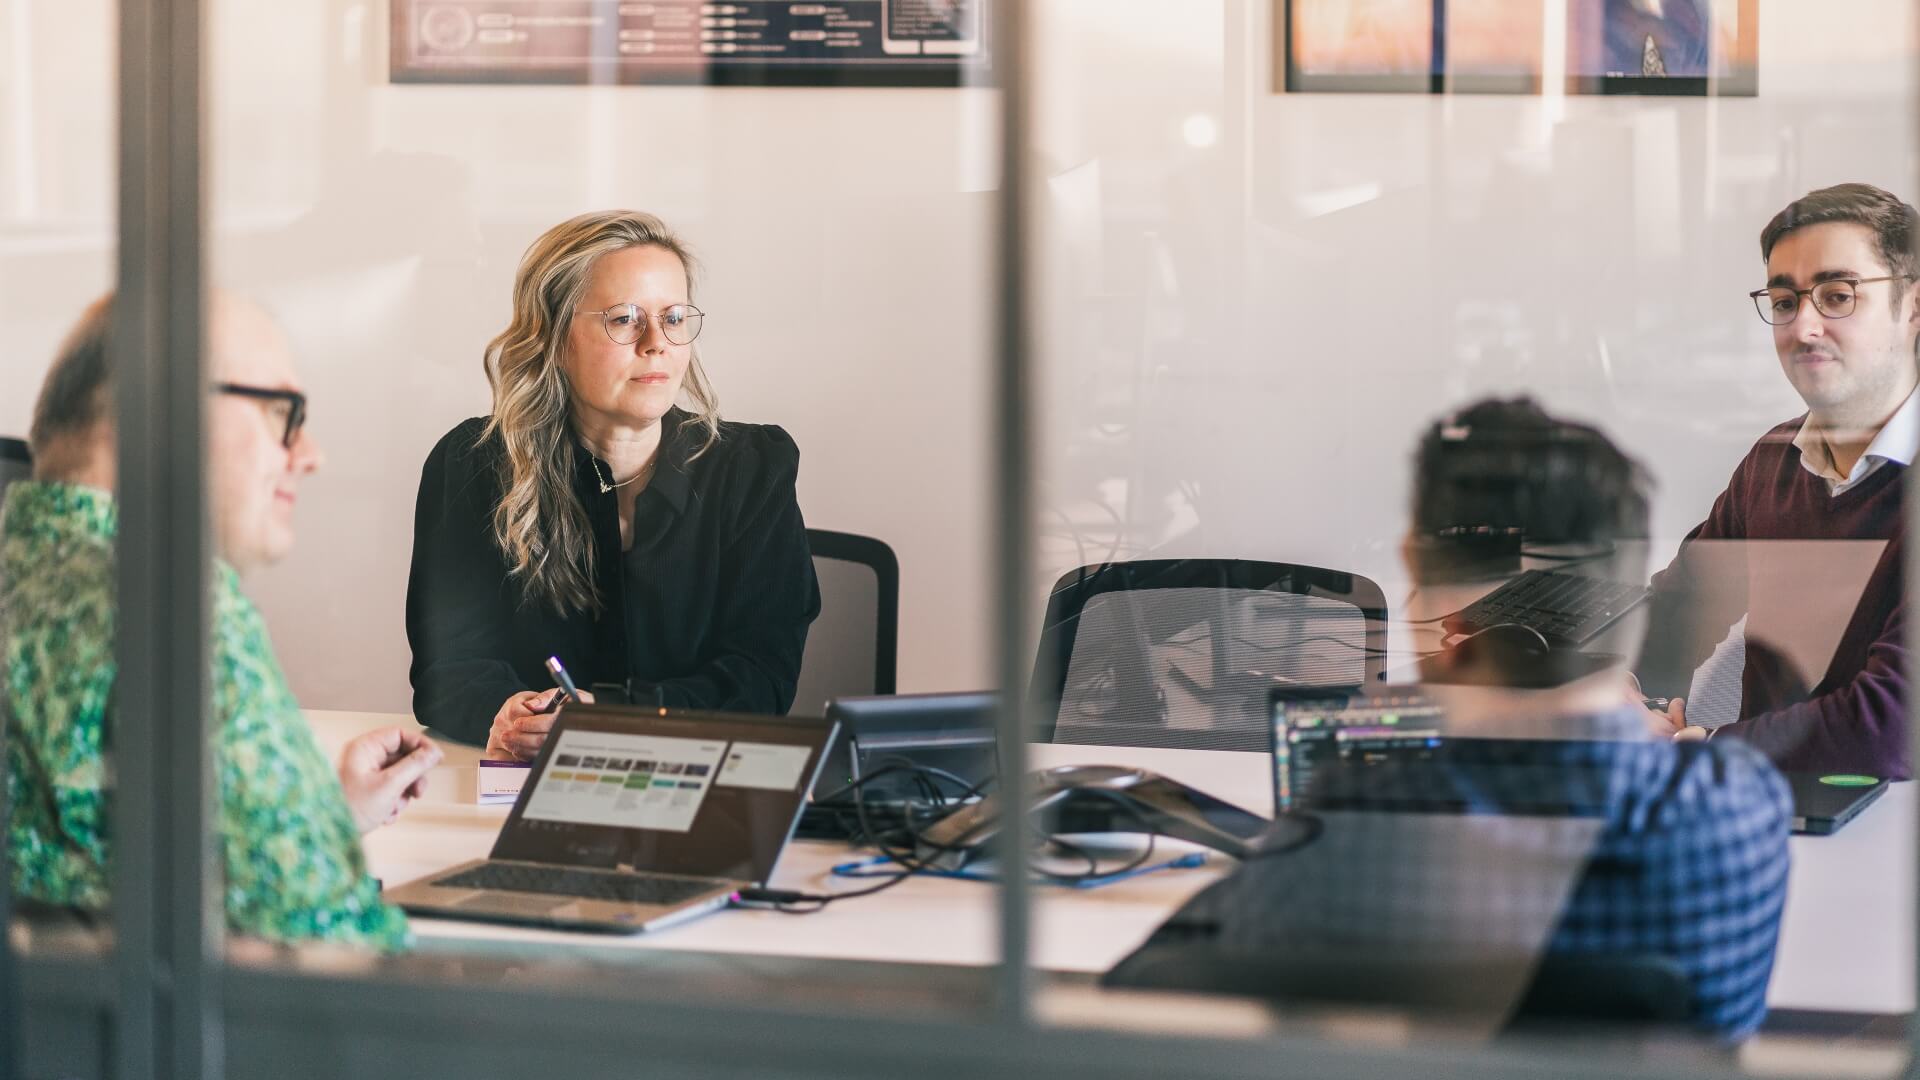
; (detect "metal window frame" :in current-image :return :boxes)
[111,0,221,1078]
[13,0,1918,1077]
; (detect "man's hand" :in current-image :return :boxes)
[486,688,594,761]
[1639,696,1686,739]
[337,725,443,834]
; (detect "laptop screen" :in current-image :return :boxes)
[491,705,837,883]
[1271,689,1628,817]
[1272,690,1447,812]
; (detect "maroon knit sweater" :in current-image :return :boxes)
[1638,417,1908,780]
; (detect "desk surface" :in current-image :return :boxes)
[310,709,1915,1016]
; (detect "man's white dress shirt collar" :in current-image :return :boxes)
[1792,384,1920,496]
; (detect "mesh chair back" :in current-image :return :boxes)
[1031,560,1387,752]
[792,529,898,717]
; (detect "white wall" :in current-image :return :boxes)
[1026,0,1917,603]
[1,0,1913,715]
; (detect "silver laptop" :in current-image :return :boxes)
[386,704,837,934]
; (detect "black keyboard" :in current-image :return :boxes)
[1442,570,1649,647]
[433,863,726,906]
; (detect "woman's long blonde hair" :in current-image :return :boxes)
[481,210,721,616]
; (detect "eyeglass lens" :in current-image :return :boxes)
[601,303,704,346]
[1756,281,1859,325]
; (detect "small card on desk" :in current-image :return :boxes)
[477,759,531,805]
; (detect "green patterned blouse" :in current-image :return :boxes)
[2,481,408,950]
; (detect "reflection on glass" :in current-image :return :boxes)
[1641,184,1914,781]
[1096,399,1791,1043]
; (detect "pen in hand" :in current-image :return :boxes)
[544,655,581,711]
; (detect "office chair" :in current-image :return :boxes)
[1028,559,1388,752]
[791,529,899,717]
[0,438,29,505]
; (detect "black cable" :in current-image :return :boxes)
[1243,810,1324,859]
[1227,633,1444,660]
[741,761,1222,911]
[742,762,964,912]
[1021,786,1161,885]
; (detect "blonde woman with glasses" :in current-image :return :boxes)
[406,211,819,758]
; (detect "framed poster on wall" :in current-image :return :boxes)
[1279,0,1757,95]
[391,0,989,86]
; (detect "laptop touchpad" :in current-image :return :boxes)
[455,893,573,917]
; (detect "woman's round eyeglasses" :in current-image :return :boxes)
[579,303,706,346]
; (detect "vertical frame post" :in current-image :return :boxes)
[113,0,218,1075]
[991,0,1036,1028]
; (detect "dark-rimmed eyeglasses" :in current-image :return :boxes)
[578,303,705,346]
[214,382,307,448]
[1749,275,1908,326]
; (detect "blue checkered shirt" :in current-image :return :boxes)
[1186,708,1792,1039]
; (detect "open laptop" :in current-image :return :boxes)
[1784,772,1888,835]
[1271,688,1888,834]
[386,704,837,933]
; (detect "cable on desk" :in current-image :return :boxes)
[737,762,988,913]
[736,763,1241,912]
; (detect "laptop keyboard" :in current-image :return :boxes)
[1443,570,1650,647]
[434,863,725,906]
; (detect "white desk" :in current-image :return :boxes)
[310,710,1916,1015]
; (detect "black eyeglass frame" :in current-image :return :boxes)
[577,302,707,347]
[1748,275,1911,326]
[213,382,308,448]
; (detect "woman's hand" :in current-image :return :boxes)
[486,688,594,760]
[337,725,444,834]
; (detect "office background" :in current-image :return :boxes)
[0,0,1913,715]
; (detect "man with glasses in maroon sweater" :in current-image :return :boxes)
[1637,183,1917,779]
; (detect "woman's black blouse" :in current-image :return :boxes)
[405,408,820,746]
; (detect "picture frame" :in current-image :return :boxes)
[1278,0,1757,96]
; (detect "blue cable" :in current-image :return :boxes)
[829,851,1209,890]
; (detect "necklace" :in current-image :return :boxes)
[591,456,654,494]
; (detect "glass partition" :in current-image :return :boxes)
[204,0,1006,1042]
[1025,0,1915,1074]
[12,0,1920,1076]
[2,1,121,1076]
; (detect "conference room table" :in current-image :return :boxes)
[309,709,1915,1019]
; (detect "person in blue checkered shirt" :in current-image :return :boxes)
[1112,398,1791,1040]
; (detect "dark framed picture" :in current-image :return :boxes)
[390,0,990,87]
[1279,0,1757,96]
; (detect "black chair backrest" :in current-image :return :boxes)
[0,438,29,506]
[792,529,899,717]
[1028,559,1387,751]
